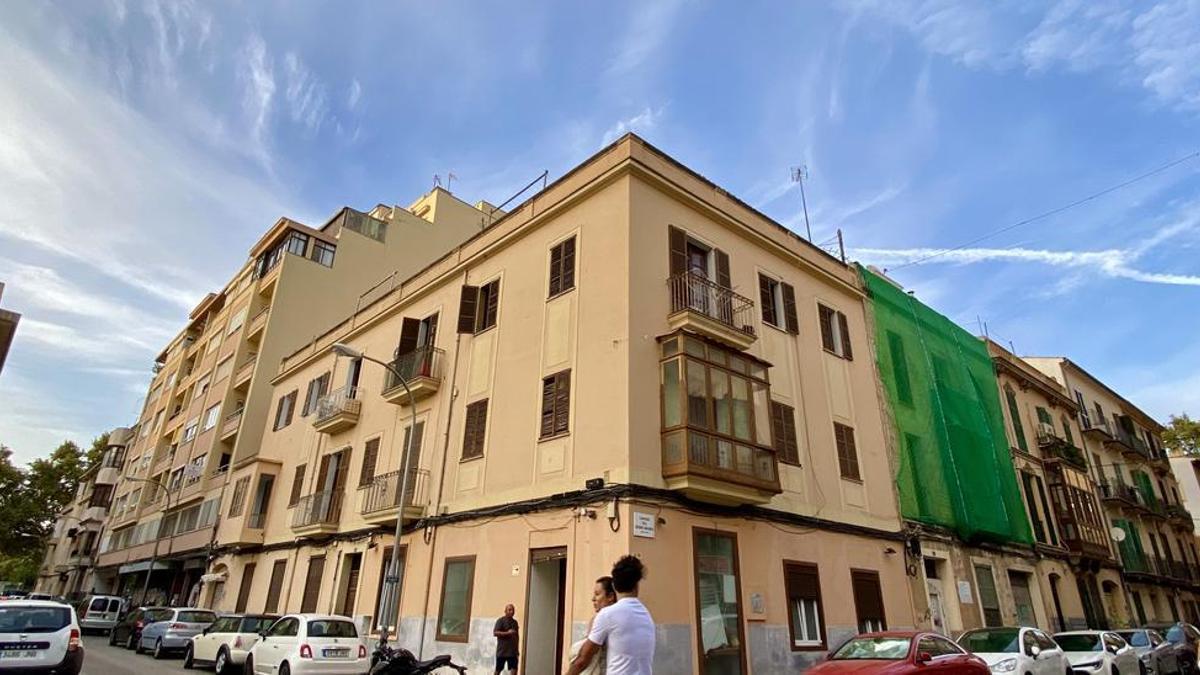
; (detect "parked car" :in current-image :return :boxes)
[108,606,171,650]
[1147,623,1200,674]
[1116,628,1181,675]
[245,614,369,675]
[76,595,124,634]
[185,613,279,673]
[138,607,217,659]
[0,599,84,675]
[807,631,989,674]
[957,626,1069,674]
[1053,630,1139,674]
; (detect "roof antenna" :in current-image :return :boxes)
[791,166,813,241]
[447,172,458,191]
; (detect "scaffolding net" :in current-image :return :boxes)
[860,265,1033,545]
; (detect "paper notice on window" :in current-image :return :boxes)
[957,580,974,604]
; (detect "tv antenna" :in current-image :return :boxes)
[791,166,813,241]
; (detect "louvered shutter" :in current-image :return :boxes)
[540,377,556,438]
[561,237,576,291]
[300,555,325,613]
[782,283,799,334]
[837,311,853,359]
[401,423,425,506]
[758,275,776,326]
[332,448,350,492]
[398,318,420,357]
[715,249,731,289]
[264,559,287,613]
[283,391,296,426]
[668,226,687,276]
[548,243,563,296]
[316,454,333,492]
[457,286,479,333]
[235,562,256,613]
[554,370,571,435]
[482,281,499,328]
[819,305,836,351]
[359,439,380,487]
[289,464,306,506]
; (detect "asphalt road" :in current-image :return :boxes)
[80,634,202,675]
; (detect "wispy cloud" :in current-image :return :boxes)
[283,51,328,132]
[347,78,362,110]
[239,34,276,167]
[606,0,687,77]
[602,105,667,144]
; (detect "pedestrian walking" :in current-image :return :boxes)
[494,603,520,675]
[566,556,655,675]
[569,576,618,675]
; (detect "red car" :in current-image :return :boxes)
[807,631,990,674]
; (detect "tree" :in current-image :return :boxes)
[1163,414,1200,456]
[86,433,110,468]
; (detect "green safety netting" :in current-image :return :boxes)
[859,265,1033,545]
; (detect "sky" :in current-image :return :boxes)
[1,0,1198,465]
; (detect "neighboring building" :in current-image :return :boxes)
[35,428,133,600]
[94,190,495,606]
[0,282,20,377]
[202,134,914,674]
[1025,357,1200,625]
[1168,450,1200,536]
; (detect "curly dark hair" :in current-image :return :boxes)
[611,555,644,593]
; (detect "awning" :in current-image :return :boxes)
[118,561,172,575]
[199,572,227,584]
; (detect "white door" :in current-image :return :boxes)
[258,617,298,672]
[926,579,947,635]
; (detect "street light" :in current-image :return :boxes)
[122,473,177,606]
[331,342,417,647]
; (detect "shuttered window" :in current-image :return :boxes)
[540,370,571,439]
[851,569,886,633]
[359,438,380,487]
[974,565,1002,627]
[1005,386,1028,452]
[273,390,297,430]
[301,372,330,417]
[784,562,825,649]
[548,237,576,297]
[818,304,853,359]
[289,464,306,506]
[228,477,250,517]
[758,274,799,334]
[834,422,861,481]
[234,562,256,613]
[300,555,326,613]
[770,401,800,466]
[456,281,500,334]
[462,400,489,460]
[264,559,287,613]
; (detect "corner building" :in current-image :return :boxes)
[209,135,915,675]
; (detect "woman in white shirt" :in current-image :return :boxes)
[568,576,617,675]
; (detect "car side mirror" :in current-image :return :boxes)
[259,632,269,640]
[1028,645,1041,657]
[917,651,933,664]
[202,627,209,635]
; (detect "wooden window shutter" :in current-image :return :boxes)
[289,464,306,506]
[283,391,296,426]
[397,318,421,357]
[274,396,287,429]
[786,562,820,599]
[561,236,575,291]
[548,242,563,297]
[819,305,836,352]
[234,562,256,613]
[463,400,488,459]
[668,226,687,276]
[715,249,731,289]
[300,555,325,613]
[332,448,351,493]
[1036,407,1052,426]
[481,280,499,329]
[837,311,853,359]
[540,376,556,438]
[301,380,316,417]
[771,401,799,465]
[835,423,860,480]
[264,559,287,613]
[457,285,479,333]
[782,283,799,334]
[758,275,776,326]
[554,370,571,435]
[851,570,886,629]
[316,453,333,491]
[359,439,380,487]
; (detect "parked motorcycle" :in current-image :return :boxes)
[370,644,468,675]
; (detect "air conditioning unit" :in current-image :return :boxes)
[1037,422,1057,438]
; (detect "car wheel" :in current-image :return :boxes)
[126,632,137,650]
[135,636,145,654]
[153,638,167,660]
[280,661,291,675]
[183,643,194,668]
[215,647,230,675]
[108,630,118,646]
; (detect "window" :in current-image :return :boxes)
[285,231,309,256]
[758,274,798,334]
[249,475,274,525]
[694,531,745,674]
[89,484,113,509]
[301,372,331,417]
[540,370,571,439]
[206,333,222,355]
[185,455,206,485]
[300,555,325,613]
[1033,476,1058,547]
[457,280,500,334]
[783,561,825,649]
[1004,385,1028,452]
[851,569,887,633]
[770,401,800,466]
[310,239,335,267]
[437,556,476,642]
[1020,471,1046,544]
[202,405,220,432]
[974,565,1003,627]
[168,467,185,492]
[548,236,576,297]
[264,559,288,613]
[359,438,380,487]
[195,373,212,398]
[228,477,250,517]
[374,545,407,631]
[273,390,297,430]
[834,422,861,481]
[289,464,306,506]
[182,417,199,442]
[226,306,249,335]
[817,304,853,359]
[214,356,234,383]
[462,400,489,460]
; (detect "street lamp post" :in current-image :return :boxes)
[331,342,417,648]
[122,473,176,605]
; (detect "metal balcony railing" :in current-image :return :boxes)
[1083,416,1112,436]
[220,409,243,437]
[384,347,445,391]
[1098,479,1140,505]
[316,386,362,424]
[291,489,343,528]
[361,468,429,515]
[667,272,756,337]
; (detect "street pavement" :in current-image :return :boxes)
[80,634,200,675]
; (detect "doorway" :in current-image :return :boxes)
[1008,571,1036,627]
[524,547,567,675]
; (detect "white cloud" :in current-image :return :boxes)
[347,78,362,110]
[283,51,328,132]
[239,34,276,167]
[606,0,687,77]
[602,106,667,145]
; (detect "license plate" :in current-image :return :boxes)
[0,650,38,659]
[323,647,350,658]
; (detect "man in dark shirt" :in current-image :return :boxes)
[494,603,519,674]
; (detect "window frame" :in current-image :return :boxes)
[310,240,336,267]
[817,303,853,359]
[547,236,577,298]
[770,401,800,466]
[461,399,489,460]
[783,560,826,651]
[274,390,297,430]
[436,555,477,643]
[202,404,221,432]
[850,568,887,634]
[758,272,799,334]
[539,369,572,440]
[691,528,748,675]
[834,422,861,482]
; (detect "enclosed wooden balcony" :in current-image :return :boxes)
[381,347,444,406]
[662,429,780,505]
[314,386,362,434]
[666,272,757,350]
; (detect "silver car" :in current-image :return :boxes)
[136,607,217,659]
[1117,629,1181,675]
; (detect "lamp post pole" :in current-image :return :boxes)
[123,473,175,605]
[332,343,417,647]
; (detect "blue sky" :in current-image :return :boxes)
[1,1,1198,464]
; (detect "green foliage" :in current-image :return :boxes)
[1163,414,1200,456]
[87,433,110,468]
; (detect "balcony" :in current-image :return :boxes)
[246,511,267,529]
[661,428,781,505]
[360,468,430,526]
[1167,504,1194,530]
[1082,416,1112,440]
[381,347,444,406]
[1099,479,1140,508]
[290,489,343,536]
[666,272,757,350]
[234,354,257,389]
[1037,427,1087,470]
[314,386,362,434]
[220,409,243,441]
[246,307,269,340]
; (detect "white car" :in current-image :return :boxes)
[0,600,84,675]
[1054,630,1140,674]
[958,626,1069,674]
[185,613,279,673]
[76,595,124,635]
[245,614,369,675]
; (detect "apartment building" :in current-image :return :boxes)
[1169,451,1200,533]
[1025,357,1200,624]
[35,428,133,599]
[93,189,494,605]
[201,134,914,675]
[0,282,19,377]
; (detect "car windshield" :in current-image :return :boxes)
[177,611,216,624]
[1055,635,1102,651]
[1166,627,1186,643]
[1116,631,1149,647]
[307,619,357,638]
[242,617,278,633]
[831,637,911,660]
[144,608,173,623]
[959,628,1020,653]
[0,605,71,633]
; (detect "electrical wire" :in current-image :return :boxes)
[886,150,1200,272]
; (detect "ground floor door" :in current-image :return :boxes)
[1008,571,1037,627]
[524,547,567,675]
[926,578,947,635]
